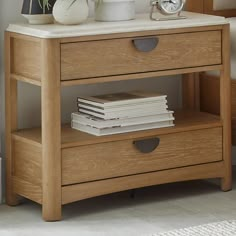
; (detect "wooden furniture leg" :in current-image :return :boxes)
[185,0,205,13]
[41,39,62,221]
[5,33,21,206]
[220,24,232,191]
[182,73,200,110]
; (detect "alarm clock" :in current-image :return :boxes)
[150,0,186,21]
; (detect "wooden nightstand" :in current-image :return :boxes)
[5,12,232,221]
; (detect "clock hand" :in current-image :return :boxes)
[162,0,177,4]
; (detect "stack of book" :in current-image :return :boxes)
[71,91,175,136]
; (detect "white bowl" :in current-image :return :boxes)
[94,0,135,22]
[22,14,54,25]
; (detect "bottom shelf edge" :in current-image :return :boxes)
[61,161,225,205]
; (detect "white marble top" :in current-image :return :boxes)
[7,12,228,39]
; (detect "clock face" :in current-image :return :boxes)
[158,0,185,15]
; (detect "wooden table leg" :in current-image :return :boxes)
[220,24,232,192]
[182,73,200,110]
[5,32,21,206]
[41,39,62,221]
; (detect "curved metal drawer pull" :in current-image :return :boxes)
[133,138,160,154]
[132,37,159,52]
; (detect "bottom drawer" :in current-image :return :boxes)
[62,128,222,185]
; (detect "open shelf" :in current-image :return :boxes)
[12,110,222,149]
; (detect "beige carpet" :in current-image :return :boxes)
[151,221,236,236]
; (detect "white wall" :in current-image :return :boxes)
[0,0,182,201]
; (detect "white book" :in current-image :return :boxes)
[79,105,169,120]
[78,100,168,113]
[71,120,175,136]
[72,111,175,129]
[78,91,167,108]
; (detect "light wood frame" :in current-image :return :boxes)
[5,22,232,221]
[186,0,236,144]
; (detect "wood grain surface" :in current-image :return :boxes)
[13,177,42,204]
[62,162,224,205]
[186,0,236,17]
[220,24,232,191]
[11,36,41,81]
[41,39,62,221]
[5,32,21,206]
[12,111,222,148]
[12,138,42,185]
[62,128,222,185]
[61,31,222,81]
[5,21,230,221]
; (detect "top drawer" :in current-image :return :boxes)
[61,30,222,81]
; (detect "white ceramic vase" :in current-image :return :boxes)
[53,0,89,25]
[94,0,135,22]
[22,14,54,24]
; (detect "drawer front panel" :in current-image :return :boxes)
[62,127,222,185]
[61,31,222,81]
